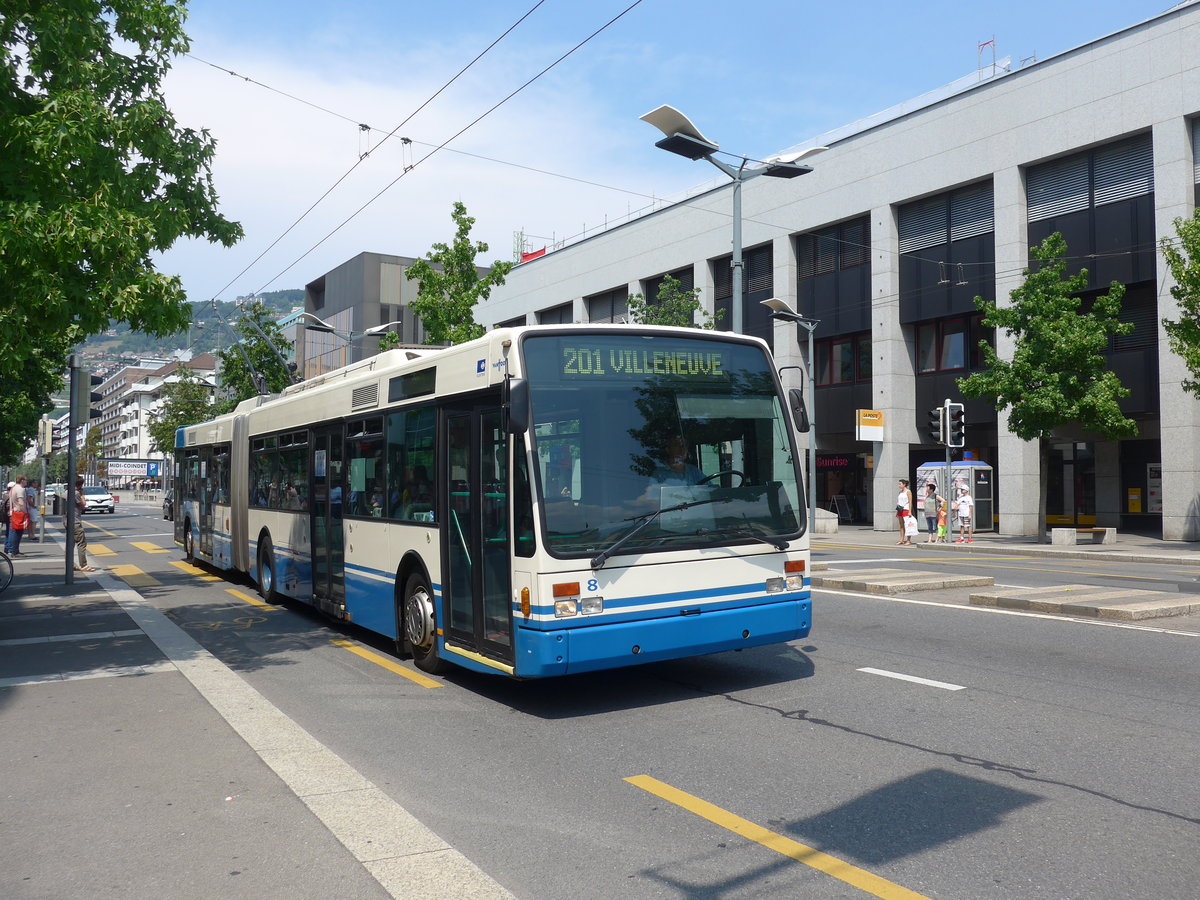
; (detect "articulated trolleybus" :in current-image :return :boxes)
[175,324,812,678]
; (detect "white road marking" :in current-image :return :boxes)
[857,666,966,691]
[814,587,1200,638]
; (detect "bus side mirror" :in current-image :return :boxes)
[505,377,530,434]
[789,388,810,433]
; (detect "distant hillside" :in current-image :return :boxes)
[78,290,303,369]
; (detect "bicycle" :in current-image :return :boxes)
[0,549,12,594]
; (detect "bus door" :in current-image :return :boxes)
[311,425,346,614]
[198,448,213,557]
[443,402,514,662]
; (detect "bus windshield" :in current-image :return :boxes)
[521,332,804,559]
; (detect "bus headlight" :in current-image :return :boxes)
[580,596,604,615]
[765,577,785,593]
[554,599,578,617]
[786,575,805,591]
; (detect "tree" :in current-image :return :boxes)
[1160,210,1200,397]
[146,366,216,453]
[406,202,514,345]
[0,1,242,457]
[626,275,723,329]
[958,232,1137,541]
[214,302,294,410]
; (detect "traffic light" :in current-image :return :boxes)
[946,402,966,447]
[37,416,54,458]
[926,406,945,444]
[71,366,103,427]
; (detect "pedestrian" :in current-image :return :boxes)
[895,478,913,545]
[922,482,944,544]
[71,477,96,572]
[25,479,40,542]
[5,476,29,556]
[955,486,975,543]
[936,497,949,542]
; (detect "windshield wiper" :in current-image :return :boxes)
[695,525,788,551]
[590,496,732,569]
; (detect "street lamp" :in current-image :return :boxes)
[641,105,825,334]
[299,313,405,374]
[761,297,819,535]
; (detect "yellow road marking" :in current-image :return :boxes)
[330,638,442,689]
[226,587,275,612]
[170,560,221,581]
[87,543,117,557]
[132,541,169,554]
[626,775,931,900]
[82,520,119,538]
[108,564,161,587]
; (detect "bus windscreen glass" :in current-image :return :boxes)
[521,333,804,557]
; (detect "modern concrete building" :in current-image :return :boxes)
[297,252,431,379]
[479,3,1200,540]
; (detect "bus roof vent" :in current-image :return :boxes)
[351,383,379,411]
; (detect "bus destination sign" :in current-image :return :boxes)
[560,344,728,379]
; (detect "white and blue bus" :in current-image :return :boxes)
[175,324,812,678]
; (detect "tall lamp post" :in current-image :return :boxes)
[640,105,824,334]
[761,298,819,534]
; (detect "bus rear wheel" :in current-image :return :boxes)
[258,538,280,604]
[403,572,446,675]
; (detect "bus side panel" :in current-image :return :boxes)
[247,509,312,600]
[211,503,234,571]
[342,522,442,641]
[515,596,810,678]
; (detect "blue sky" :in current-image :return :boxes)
[158,0,1181,307]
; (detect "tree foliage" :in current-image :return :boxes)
[0,0,242,460]
[958,232,1137,539]
[145,365,216,453]
[626,275,722,329]
[213,302,294,410]
[406,201,514,345]
[1160,210,1200,397]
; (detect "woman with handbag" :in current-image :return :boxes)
[4,477,29,556]
[895,478,913,545]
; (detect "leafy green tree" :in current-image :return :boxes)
[214,302,294,409]
[376,331,401,352]
[407,202,514,345]
[146,366,216,453]
[0,1,242,459]
[81,427,103,478]
[626,275,723,329]
[1160,210,1200,397]
[959,232,1137,541]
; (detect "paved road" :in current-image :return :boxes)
[6,508,1199,898]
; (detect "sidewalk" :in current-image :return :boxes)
[0,531,513,900]
[817,523,1200,566]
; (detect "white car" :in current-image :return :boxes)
[82,485,116,514]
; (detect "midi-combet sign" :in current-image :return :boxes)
[105,460,161,478]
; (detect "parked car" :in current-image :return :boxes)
[82,485,115,514]
[162,489,174,521]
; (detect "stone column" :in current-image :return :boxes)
[992,165,1041,535]
[1154,119,1200,540]
[870,204,916,529]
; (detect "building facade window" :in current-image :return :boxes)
[898,182,995,324]
[587,287,629,323]
[712,244,773,347]
[796,216,871,338]
[915,315,991,373]
[1026,133,1155,289]
[816,332,871,386]
[538,303,573,325]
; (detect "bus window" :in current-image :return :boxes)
[346,418,384,517]
[385,407,436,522]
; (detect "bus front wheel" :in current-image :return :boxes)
[403,573,446,675]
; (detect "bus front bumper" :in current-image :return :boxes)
[514,596,810,678]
